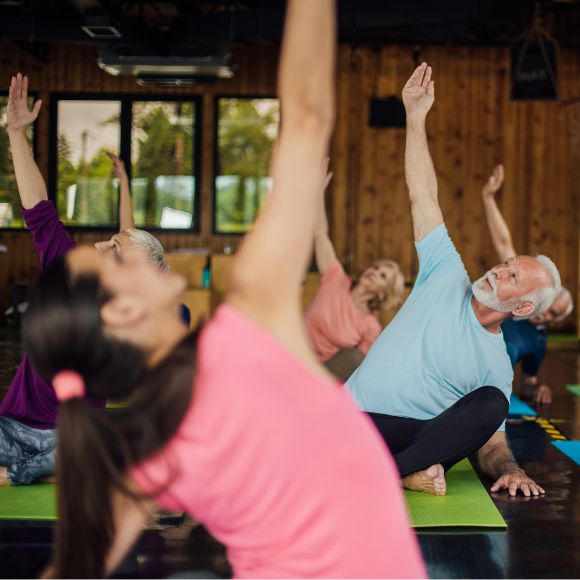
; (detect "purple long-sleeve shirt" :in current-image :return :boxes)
[0,200,104,429]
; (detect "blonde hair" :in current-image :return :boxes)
[361,259,405,313]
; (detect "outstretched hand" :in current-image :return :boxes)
[533,384,553,405]
[7,73,42,132]
[106,152,128,181]
[490,469,545,497]
[482,164,505,198]
[402,62,434,120]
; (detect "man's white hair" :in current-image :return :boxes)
[125,228,168,271]
[555,287,574,322]
[514,255,561,321]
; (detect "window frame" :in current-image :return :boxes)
[0,91,39,231]
[212,93,279,235]
[49,92,202,233]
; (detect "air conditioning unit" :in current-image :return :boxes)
[98,48,235,85]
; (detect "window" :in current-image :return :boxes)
[53,96,200,230]
[214,97,279,234]
[131,101,196,229]
[0,95,35,228]
[56,100,121,227]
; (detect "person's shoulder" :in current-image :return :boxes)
[415,224,464,272]
[320,259,351,288]
[415,222,448,249]
[322,259,347,278]
[23,199,57,222]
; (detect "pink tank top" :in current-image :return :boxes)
[132,305,425,578]
[306,260,381,361]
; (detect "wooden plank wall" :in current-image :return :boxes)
[333,45,580,331]
[0,41,578,331]
[0,41,279,312]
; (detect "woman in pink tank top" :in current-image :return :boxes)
[305,167,405,380]
[22,1,425,577]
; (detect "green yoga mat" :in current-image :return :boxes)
[565,385,580,397]
[0,483,56,520]
[404,459,506,529]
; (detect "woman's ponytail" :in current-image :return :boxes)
[24,256,199,578]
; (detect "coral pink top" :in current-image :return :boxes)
[306,260,382,361]
[132,305,425,579]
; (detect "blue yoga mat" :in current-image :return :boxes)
[509,395,537,417]
[552,441,580,466]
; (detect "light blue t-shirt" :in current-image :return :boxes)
[346,224,513,431]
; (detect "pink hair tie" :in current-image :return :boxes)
[52,370,86,402]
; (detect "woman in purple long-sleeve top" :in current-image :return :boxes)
[0,74,182,486]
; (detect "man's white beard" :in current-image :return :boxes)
[472,272,515,313]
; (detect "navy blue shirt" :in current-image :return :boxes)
[180,304,191,327]
[501,319,547,377]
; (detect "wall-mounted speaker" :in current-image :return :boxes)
[369,97,406,128]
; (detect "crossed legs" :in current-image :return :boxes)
[0,416,57,486]
[367,386,509,494]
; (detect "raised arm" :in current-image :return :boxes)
[227,0,335,367]
[103,484,155,577]
[313,160,337,274]
[402,63,443,243]
[7,73,45,209]
[481,164,516,262]
[108,153,135,231]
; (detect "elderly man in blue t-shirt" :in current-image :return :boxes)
[347,63,561,497]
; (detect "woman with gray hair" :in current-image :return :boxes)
[0,77,185,488]
[94,154,169,271]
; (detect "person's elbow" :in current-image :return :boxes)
[283,98,335,139]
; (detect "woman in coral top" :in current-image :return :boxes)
[22,1,425,578]
[306,167,405,380]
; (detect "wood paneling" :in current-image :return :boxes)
[0,42,279,313]
[330,45,580,332]
[0,42,578,332]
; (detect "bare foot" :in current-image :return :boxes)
[0,466,11,487]
[402,464,446,496]
[39,475,57,484]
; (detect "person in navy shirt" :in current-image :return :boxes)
[481,163,574,404]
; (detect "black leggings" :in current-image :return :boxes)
[367,386,509,477]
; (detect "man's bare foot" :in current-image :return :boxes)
[39,475,57,484]
[402,464,446,496]
[0,466,11,487]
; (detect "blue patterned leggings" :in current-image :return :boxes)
[0,416,57,485]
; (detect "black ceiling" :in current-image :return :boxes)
[1,0,580,51]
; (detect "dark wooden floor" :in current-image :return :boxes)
[1,329,580,578]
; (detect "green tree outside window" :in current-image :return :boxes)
[131,101,196,229]
[215,98,279,233]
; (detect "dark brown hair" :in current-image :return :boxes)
[23,256,199,578]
